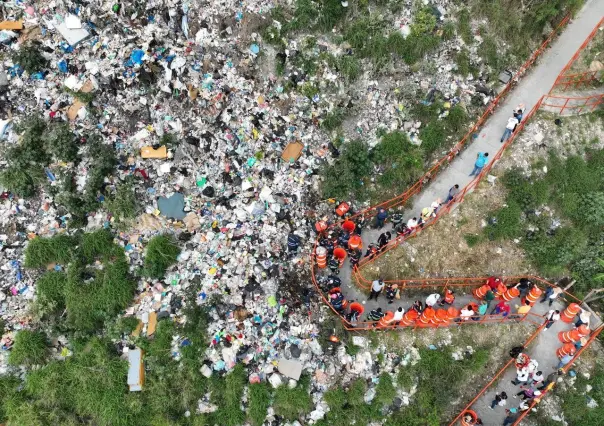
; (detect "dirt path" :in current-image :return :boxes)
[315,1,604,424]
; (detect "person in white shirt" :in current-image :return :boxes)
[576,309,591,328]
[391,307,405,325]
[425,293,441,307]
[545,309,560,329]
[512,367,529,385]
[460,306,474,321]
[369,279,385,301]
[501,116,519,143]
[406,217,418,230]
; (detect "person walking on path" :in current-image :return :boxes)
[375,208,388,229]
[364,243,378,259]
[411,300,423,313]
[540,285,562,306]
[446,184,460,203]
[544,309,560,329]
[485,290,495,309]
[525,371,544,388]
[515,388,541,401]
[478,300,489,316]
[377,231,391,252]
[490,392,508,410]
[501,116,519,143]
[439,289,455,306]
[369,279,385,301]
[538,371,562,391]
[392,307,404,325]
[514,278,532,300]
[385,283,397,304]
[469,152,489,176]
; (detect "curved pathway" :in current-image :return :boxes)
[313,1,604,425]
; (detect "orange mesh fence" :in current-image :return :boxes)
[550,17,604,93]
[540,93,604,115]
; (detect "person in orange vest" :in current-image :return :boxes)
[439,289,455,306]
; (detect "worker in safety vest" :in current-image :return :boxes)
[367,307,384,322]
[364,243,378,259]
[385,284,398,304]
[439,289,455,306]
[356,214,367,235]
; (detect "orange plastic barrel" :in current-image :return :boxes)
[525,286,543,305]
[472,284,489,300]
[348,235,362,250]
[400,309,419,326]
[558,329,581,343]
[577,324,590,337]
[342,220,355,232]
[316,246,327,268]
[435,309,449,327]
[378,311,394,328]
[447,307,460,320]
[501,287,520,302]
[556,343,576,358]
[417,307,436,328]
[561,303,581,323]
[333,247,347,259]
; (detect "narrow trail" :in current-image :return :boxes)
[313,1,604,425]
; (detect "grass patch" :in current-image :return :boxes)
[248,383,271,426]
[273,374,313,421]
[143,235,181,279]
[8,330,49,367]
[209,365,246,426]
[24,234,75,268]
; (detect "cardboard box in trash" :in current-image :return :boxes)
[127,348,144,391]
[281,142,304,162]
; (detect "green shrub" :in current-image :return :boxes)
[0,166,45,197]
[420,121,446,155]
[339,55,361,81]
[502,169,548,210]
[273,374,313,421]
[375,373,396,406]
[209,365,246,426]
[479,36,499,69]
[13,43,49,74]
[35,271,67,314]
[484,202,522,241]
[322,108,347,132]
[8,330,49,366]
[106,180,138,222]
[523,226,587,275]
[24,234,75,268]
[248,383,271,426]
[455,48,471,77]
[464,234,482,247]
[80,229,118,261]
[411,8,437,35]
[442,21,455,40]
[321,139,372,200]
[44,123,79,163]
[446,105,468,133]
[373,131,423,194]
[143,235,181,279]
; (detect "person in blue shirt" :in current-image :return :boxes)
[375,208,388,229]
[469,152,489,176]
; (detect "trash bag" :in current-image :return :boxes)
[202,186,215,197]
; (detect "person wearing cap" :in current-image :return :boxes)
[369,279,385,301]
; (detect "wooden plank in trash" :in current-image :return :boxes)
[147,312,157,336]
[281,142,304,162]
[0,21,23,30]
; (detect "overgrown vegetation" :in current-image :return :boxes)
[143,235,181,278]
[273,374,313,421]
[13,43,49,74]
[485,149,604,295]
[26,230,135,333]
[8,330,49,366]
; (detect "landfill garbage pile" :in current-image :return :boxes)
[0,0,538,423]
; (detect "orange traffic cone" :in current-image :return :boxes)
[500,287,520,302]
[472,284,490,300]
[558,329,581,343]
[525,286,543,305]
[577,324,590,337]
[556,343,576,358]
[316,246,327,268]
[400,309,419,326]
